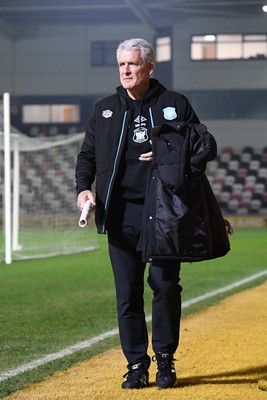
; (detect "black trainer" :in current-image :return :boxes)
[153,353,176,389]
[122,362,149,389]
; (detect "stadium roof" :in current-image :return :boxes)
[0,0,266,39]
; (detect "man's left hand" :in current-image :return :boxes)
[139,151,153,161]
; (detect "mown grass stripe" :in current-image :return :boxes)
[0,269,266,383]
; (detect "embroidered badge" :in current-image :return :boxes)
[133,127,148,143]
[163,107,177,120]
[102,109,113,118]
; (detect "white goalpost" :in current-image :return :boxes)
[3,93,12,264]
[0,93,98,264]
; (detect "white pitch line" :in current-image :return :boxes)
[0,328,119,383]
[0,269,267,383]
[181,269,267,308]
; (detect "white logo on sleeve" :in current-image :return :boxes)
[163,107,177,120]
[102,109,113,118]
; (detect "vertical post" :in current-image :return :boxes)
[12,135,21,251]
[4,92,12,264]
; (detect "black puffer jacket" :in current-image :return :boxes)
[137,121,230,262]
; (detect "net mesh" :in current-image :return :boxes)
[0,129,98,261]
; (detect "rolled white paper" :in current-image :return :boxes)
[78,200,92,228]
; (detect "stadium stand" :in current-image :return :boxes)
[15,145,267,217]
[1,130,266,261]
[206,146,267,215]
[8,143,266,217]
[1,139,266,219]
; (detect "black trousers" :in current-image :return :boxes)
[107,199,182,366]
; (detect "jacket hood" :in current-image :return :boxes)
[116,78,166,104]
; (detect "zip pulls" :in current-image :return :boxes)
[149,107,155,129]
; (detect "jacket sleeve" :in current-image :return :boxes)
[183,95,200,125]
[75,110,97,195]
[189,123,217,174]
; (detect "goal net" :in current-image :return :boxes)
[0,128,99,262]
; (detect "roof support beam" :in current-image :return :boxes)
[124,0,158,36]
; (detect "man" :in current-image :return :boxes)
[76,38,203,389]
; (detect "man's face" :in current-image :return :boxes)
[118,49,153,94]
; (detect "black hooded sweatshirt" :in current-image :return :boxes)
[113,80,162,200]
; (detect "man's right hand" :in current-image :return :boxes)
[77,190,96,211]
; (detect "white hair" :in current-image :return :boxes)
[116,38,155,64]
